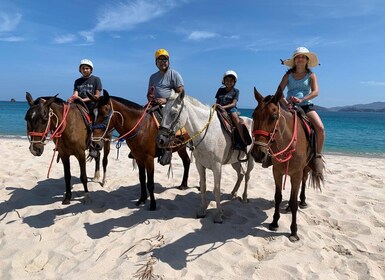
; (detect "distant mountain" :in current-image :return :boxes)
[326,102,385,112]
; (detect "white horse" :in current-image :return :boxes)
[157,91,255,223]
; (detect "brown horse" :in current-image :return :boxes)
[251,87,324,242]
[25,92,111,204]
[90,90,191,211]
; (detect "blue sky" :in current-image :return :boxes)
[1,0,384,108]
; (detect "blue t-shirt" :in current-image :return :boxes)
[148,68,184,99]
[286,73,312,106]
[215,87,240,113]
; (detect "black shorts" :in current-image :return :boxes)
[300,104,315,114]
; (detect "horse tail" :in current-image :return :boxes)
[309,160,325,191]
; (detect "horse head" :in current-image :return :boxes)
[90,89,112,150]
[25,92,57,156]
[156,90,185,149]
[251,87,283,166]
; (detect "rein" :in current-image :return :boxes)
[166,103,217,149]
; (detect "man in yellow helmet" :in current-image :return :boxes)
[147,49,184,165]
[147,49,184,105]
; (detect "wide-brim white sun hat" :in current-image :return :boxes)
[282,47,319,68]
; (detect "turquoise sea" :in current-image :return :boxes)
[1,101,385,157]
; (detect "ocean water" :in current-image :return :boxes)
[1,101,385,157]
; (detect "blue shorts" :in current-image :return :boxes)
[227,107,238,114]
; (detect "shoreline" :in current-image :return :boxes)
[3,137,385,159]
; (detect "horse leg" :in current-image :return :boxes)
[285,168,309,212]
[196,162,207,219]
[61,155,72,205]
[77,152,90,204]
[299,169,309,209]
[269,167,283,231]
[136,162,147,207]
[101,142,110,186]
[93,149,101,181]
[212,163,223,223]
[288,172,302,242]
[229,162,244,201]
[242,157,255,203]
[146,161,156,211]
[177,147,191,190]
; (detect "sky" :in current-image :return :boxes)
[1,0,385,108]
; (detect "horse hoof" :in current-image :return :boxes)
[149,203,157,211]
[62,199,70,205]
[299,202,308,209]
[196,210,206,219]
[136,199,146,206]
[214,217,223,224]
[289,235,300,242]
[178,185,188,190]
[269,224,278,231]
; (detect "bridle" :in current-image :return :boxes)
[158,98,218,149]
[252,102,298,164]
[27,104,70,145]
[91,100,122,142]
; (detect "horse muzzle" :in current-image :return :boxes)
[29,143,44,156]
[156,127,174,149]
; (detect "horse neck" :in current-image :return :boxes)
[275,108,298,146]
[183,97,223,143]
[111,100,146,135]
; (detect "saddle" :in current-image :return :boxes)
[215,106,252,150]
[292,105,317,161]
[71,99,94,152]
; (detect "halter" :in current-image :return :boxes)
[252,103,298,163]
[91,100,121,142]
[158,99,217,149]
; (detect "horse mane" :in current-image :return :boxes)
[185,94,211,110]
[33,96,65,105]
[110,96,144,111]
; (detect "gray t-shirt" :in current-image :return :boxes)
[148,68,184,99]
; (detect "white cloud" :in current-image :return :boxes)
[361,81,385,86]
[0,12,22,32]
[187,31,218,41]
[0,36,24,42]
[79,31,94,43]
[93,0,181,32]
[52,34,76,44]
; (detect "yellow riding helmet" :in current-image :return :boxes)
[155,49,169,59]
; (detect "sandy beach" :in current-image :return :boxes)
[0,138,384,279]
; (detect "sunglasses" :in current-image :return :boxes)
[157,59,169,63]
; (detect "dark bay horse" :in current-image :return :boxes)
[251,87,324,241]
[25,92,111,204]
[90,90,191,211]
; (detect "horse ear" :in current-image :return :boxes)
[253,87,263,103]
[274,86,284,101]
[26,92,34,107]
[179,89,185,100]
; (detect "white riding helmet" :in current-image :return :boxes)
[222,70,238,84]
[79,59,94,72]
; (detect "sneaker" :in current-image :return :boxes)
[158,150,172,166]
[314,154,324,174]
[88,147,98,158]
[262,154,273,168]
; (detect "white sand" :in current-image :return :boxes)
[0,138,384,279]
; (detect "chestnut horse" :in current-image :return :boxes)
[25,92,111,204]
[90,90,191,211]
[251,87,323,241]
